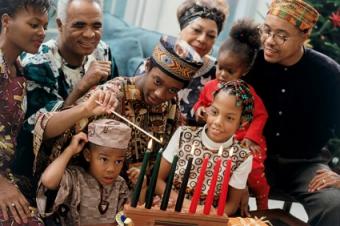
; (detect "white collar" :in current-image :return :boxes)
[201,125,234,150]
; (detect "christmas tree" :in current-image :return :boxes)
[307,0,340,63]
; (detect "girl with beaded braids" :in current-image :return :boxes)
[176,0,228,126]
[0,0,51,225]
[194,19,270,212]
[156,80,254,216]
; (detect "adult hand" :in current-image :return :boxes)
[83,89,118,117]
[239,188,251,217]
[0,177,30,224]
[67,132,88,155]
[240,138,261,156]
[78,60,111,93]
[195,106,206,123]
[308,168,340,192]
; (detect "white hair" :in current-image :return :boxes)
[57,0,103,22]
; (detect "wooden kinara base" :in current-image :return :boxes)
[124,206,228,226]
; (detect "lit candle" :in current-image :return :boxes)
[131,140,153,207]
[160,154,179,210]
[145,147,164,209]
[217,147,234,216]
[189,154,209,214]
[175,145,195,212]
[203,146,223,215]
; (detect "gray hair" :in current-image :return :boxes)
[57,0,103,22]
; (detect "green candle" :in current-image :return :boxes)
[145,147,163,208]
[160,154,179,210]
[131,140,153,207]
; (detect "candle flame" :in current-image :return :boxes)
[218,146,223,156]
[190,145,195,155]
[229,147,234,157]
[147,139,153,151]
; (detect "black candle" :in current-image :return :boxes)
[160,154,179,210]
[175,145,195,212]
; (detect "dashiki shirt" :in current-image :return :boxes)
[37,166,128,226]
[0,50,26,174]
[20,39,114,132]
[33,76,181,174]
[177,55,216,125]
[163,126,253,206]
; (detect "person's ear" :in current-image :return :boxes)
[83,148,91,162]
[145,58,152,73]
[1,14,11,33]
[56,18,63,32]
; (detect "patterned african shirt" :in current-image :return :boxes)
[37,166,128,226]
[163,126,252,206]
[20,39,114,132]
[177,55,216,125]
[0,50,26,175]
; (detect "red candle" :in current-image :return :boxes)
[188,154,209,214]
[203,146,223,215]
[217,147,234,216]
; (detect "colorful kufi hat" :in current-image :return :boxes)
[268,0,319,32]
[151,35,203,85]
[88,119,132,149]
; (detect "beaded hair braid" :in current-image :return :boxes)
[214,79,254,124]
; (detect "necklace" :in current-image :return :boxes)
[98,184,110,215]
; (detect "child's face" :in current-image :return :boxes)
[216,51,248,83]
[85,144,125,186]
[206,91,242,143]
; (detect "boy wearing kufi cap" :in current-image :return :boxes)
[245,0,340,225]
[37,119,143,225]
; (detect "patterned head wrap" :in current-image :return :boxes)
[179,3,225,34]
[88,119,132,149]
[214,79,254,125]
[151,35,203,85]
[267,0,319,32]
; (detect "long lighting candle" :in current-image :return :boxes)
[175,145,195,212]
[203,146,223,215]
[217,147,234,216]
[160,154,179,211]
[145,147,164,209]
[130,140,153,207]
[188,154,209,214]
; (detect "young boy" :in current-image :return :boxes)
[37,119,136,225]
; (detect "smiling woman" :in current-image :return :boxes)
[0,0,51,224]
[176,0,229,126]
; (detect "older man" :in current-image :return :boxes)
[12,0,116,202]
[245,0,340,225]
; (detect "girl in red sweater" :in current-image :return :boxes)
[194,19,269,210]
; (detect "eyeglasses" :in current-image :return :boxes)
[258,24,289,46]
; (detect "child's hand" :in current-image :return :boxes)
[241,138,261,156]
[68,132,88,155]
[195,106,207,123]
[127,167,146,189]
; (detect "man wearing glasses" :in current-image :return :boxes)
[245,0,340,225]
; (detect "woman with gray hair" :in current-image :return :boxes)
[176,0,228,126]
